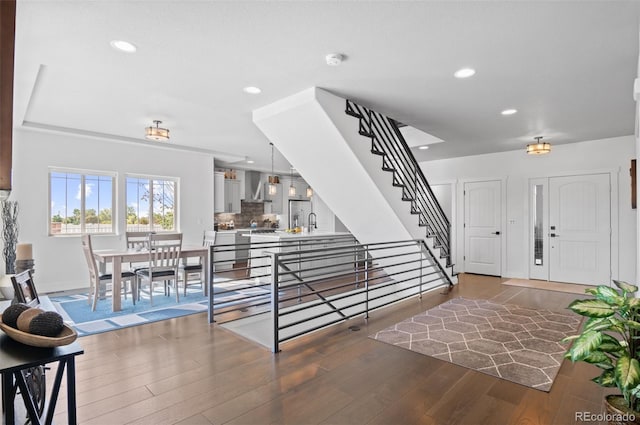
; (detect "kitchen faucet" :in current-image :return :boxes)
[308,212,317,232]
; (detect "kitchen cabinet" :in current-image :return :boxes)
[224,179,241,213]
[214,172,225,213]
[248,232,355,278]
[235,232,250,265]
[263,183,283,214]
[214,231,236,270]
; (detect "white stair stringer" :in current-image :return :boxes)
[252,87,455,286]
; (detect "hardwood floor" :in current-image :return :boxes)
[46,274,610,424]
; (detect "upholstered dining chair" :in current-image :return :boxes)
[179,230,216,296]
[81,234,136,311]
[136,233,183,305]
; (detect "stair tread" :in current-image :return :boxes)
[347,98,453,275]
[345,110,362,119]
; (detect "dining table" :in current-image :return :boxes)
[92,245,209,312]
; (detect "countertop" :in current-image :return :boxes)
[216,228,276,233]
[246,231,352,240]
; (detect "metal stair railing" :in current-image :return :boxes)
[269,238,453,352]
[345,99,451,266]
[208,233,359,324]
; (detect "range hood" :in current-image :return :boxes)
[243,170,270,203]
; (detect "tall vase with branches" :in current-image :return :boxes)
[1,201,19,274]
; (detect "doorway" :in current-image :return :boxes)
[464,180,502,276]
[529,173,611,285]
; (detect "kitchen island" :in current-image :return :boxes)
[214,228,275,270]
[246,231,357,280]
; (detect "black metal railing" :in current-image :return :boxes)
[269,238,452,352]
[345,99,451,266]
[207,233,359,324]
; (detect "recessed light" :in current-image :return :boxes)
[243,86,262,94]
[454,68,475,79]
[247,160,255,164]
[110,40,137,53]
[501,109,518,115]
[418,146,430,150]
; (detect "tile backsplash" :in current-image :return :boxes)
[215,201,278,229]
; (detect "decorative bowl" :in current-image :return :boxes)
[0,314,77,347]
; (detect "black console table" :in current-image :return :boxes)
[0,334,83,425]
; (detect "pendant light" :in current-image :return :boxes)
[526,136,551,155]
[288,167,296,197]
[268,143,277,195]
[145,120,170,141]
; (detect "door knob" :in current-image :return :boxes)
[550,233,559,237]
[493,231,501,235]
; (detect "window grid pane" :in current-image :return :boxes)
[49,171,114,235]
[126,176,176,233]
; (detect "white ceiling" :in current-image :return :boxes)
[13,1,640,174]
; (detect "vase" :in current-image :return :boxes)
[605,395,640,425]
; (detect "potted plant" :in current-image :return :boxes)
[564,280,640,423]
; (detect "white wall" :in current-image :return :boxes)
[422,135,637,284]
[10,128,214,293]
[253,88,414,245]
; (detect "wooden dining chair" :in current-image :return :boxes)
[179,230,215,296]
[81,234,136,311]
[136,233,183,305]
[126,231,151,250]
[125,231,151,272]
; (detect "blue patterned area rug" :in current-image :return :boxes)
[50,280,269,336]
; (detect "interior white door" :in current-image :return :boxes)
[464,180,501,276]
[549,174,610,285]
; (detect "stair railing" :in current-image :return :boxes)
[269,238,453,352]
[345,99,451,266]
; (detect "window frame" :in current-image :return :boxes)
[48,167,117,236]
[125,173,179,233]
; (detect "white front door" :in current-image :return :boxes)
[464,180,501,276]
[548,174,611,285]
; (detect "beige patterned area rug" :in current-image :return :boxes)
[370,297,582,391]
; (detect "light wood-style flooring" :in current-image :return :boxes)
[46,274,610,424]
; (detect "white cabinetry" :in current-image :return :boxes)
[214,172,225,213]
[248,233,354,278]
[214,231,235,270]
[224,179,241,213]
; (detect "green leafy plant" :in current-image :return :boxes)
[564,280,640,412]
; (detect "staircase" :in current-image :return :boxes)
[344,99,453,270]
[253,87,456,286]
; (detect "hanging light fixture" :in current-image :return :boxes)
[268,143,277,195]
[306,186,313,198]
[145,120,170,141]
[288,168,296,197]
[526,136,551,155]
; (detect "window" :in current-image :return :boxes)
[49,170,115,235]
[126,176,177,232]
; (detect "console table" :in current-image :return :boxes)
[0,330,83,425]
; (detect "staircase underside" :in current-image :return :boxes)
[252,87,455,283]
